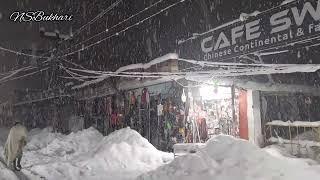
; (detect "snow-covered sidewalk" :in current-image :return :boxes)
[1,127,173,180]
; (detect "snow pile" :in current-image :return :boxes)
[25,127,59,151]
[25,126,103,156]
[264,145,319,166]
[38,127,103,157]
[24,127,172,180]
[0,162,19,180]
[23,127,104,168]
[268,134,320,161]
[77,127,173,173]
[139,135,320,180]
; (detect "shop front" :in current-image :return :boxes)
[183,85,240,143]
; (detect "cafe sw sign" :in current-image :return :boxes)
[179,0,320,61]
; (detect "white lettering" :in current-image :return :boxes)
[291,0,320,26]
[201,36,213,53]
[231,25,244,45]
[246,19,261,40]
[214,32,231,50]
[270,9,291,34]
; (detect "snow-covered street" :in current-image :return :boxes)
[1,127,320,180]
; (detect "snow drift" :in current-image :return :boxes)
[139,135,320,180]
[0,162,19,180]
[78,127,172,172]
[24,127,172,180]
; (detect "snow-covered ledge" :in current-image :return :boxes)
[236,81,320,96]
[188,77,320,97]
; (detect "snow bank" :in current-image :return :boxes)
[0,162,19,180]
[25,127,58,151]
[25,127,172,180]
[23,127,104,168]
[76,127,173,174]
[264,145,319,166]
[26,126,103,155]
[40,127,103,156]
[139,135,320,180]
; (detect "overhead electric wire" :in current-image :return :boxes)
[0,66,37,82]
[57,0,124,46]
[28,0,124,60]
[58,0,186,58]
[64,0,164,51]
[0,67,49,84]
[0,46,50,59]
[72,0,123,37]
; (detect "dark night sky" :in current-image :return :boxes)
[0,0,66,101]
[0,0,319,102]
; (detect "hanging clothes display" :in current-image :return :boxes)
[197,118,208,143]
[129,91,136,106]
[157,104,163,116]
[111,112,120,129]
[106,97,112,115]
[141,88,150,108]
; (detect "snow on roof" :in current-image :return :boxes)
[71,76,107,89]
[266,120,320,127]
[116,53,178,73]
[281,0,296,5]
[71,62,320,90]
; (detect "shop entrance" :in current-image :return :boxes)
[186,85,240,143]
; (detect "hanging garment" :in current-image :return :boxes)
[106,97,112,115]
[146,91,150,103]
[111,113,119,126]
[157,104,164,116]
[129,92,136,106]
[197,118,208,142]
[141,88,150,107]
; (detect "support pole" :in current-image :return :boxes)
[289,125,293,154]
[231,85,236,136]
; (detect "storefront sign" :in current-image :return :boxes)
[179,0,320,61]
